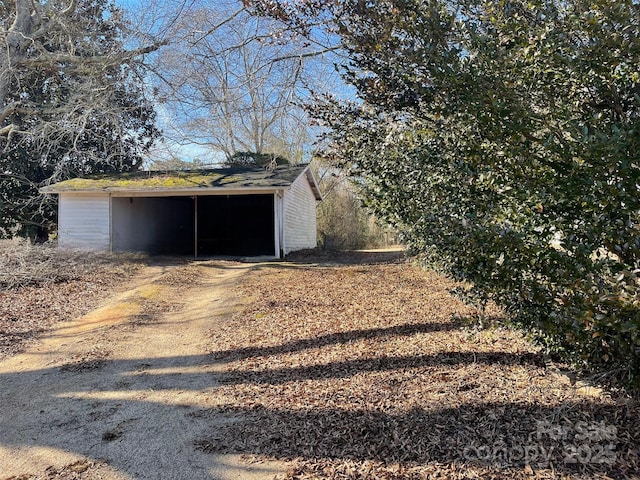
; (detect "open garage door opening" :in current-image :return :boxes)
[112,194,275,257]
[197,194,275,257]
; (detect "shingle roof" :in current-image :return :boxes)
[41,164,321,199]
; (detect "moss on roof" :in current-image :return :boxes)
[53,171,241,190]
[41,165,311,193]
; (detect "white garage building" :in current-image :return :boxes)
[41,164,322,258]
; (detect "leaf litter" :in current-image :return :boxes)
[0,240,146,360]
[200,256,639,479]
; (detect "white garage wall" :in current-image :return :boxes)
[111,196,157,252]
[58,194,110,251]
[283,173,317,254]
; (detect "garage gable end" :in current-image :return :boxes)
[283,169,319,254]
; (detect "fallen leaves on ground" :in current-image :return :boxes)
[2,247,638,479]
[201,255,639,479]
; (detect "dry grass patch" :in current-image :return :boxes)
[202,258,639,479]
[0,238,146,358]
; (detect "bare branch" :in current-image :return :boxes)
[154,5,337,163]
[271,46,340,63]
[8,0,32,37]
[61,0,79,17]
[189,7,246,47]
[0,124,15,137]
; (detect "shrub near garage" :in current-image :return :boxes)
[373,0,640,390]
[371,0,640,390]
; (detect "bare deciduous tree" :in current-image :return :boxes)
[156,2,338,163]
[0,0,167,148]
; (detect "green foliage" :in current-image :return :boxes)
[0,0,159,239]
[260,0,640,389]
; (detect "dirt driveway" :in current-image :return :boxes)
[0,261,287,480]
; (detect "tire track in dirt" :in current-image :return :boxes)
[0,260,288,480]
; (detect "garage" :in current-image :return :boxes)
[111,196,194,255]
[42,165,322,258]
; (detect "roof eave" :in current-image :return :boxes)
[302,165,323,201]
[41,186,285,196]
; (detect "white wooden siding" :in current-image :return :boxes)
[283,173,317,254]
[58,194,110,251]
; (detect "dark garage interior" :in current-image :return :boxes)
[112,194,275,257]
[197,194,275,256]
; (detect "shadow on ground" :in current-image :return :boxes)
[284,248,407,265]
[151,248,407,267]
[0,344,636,479]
